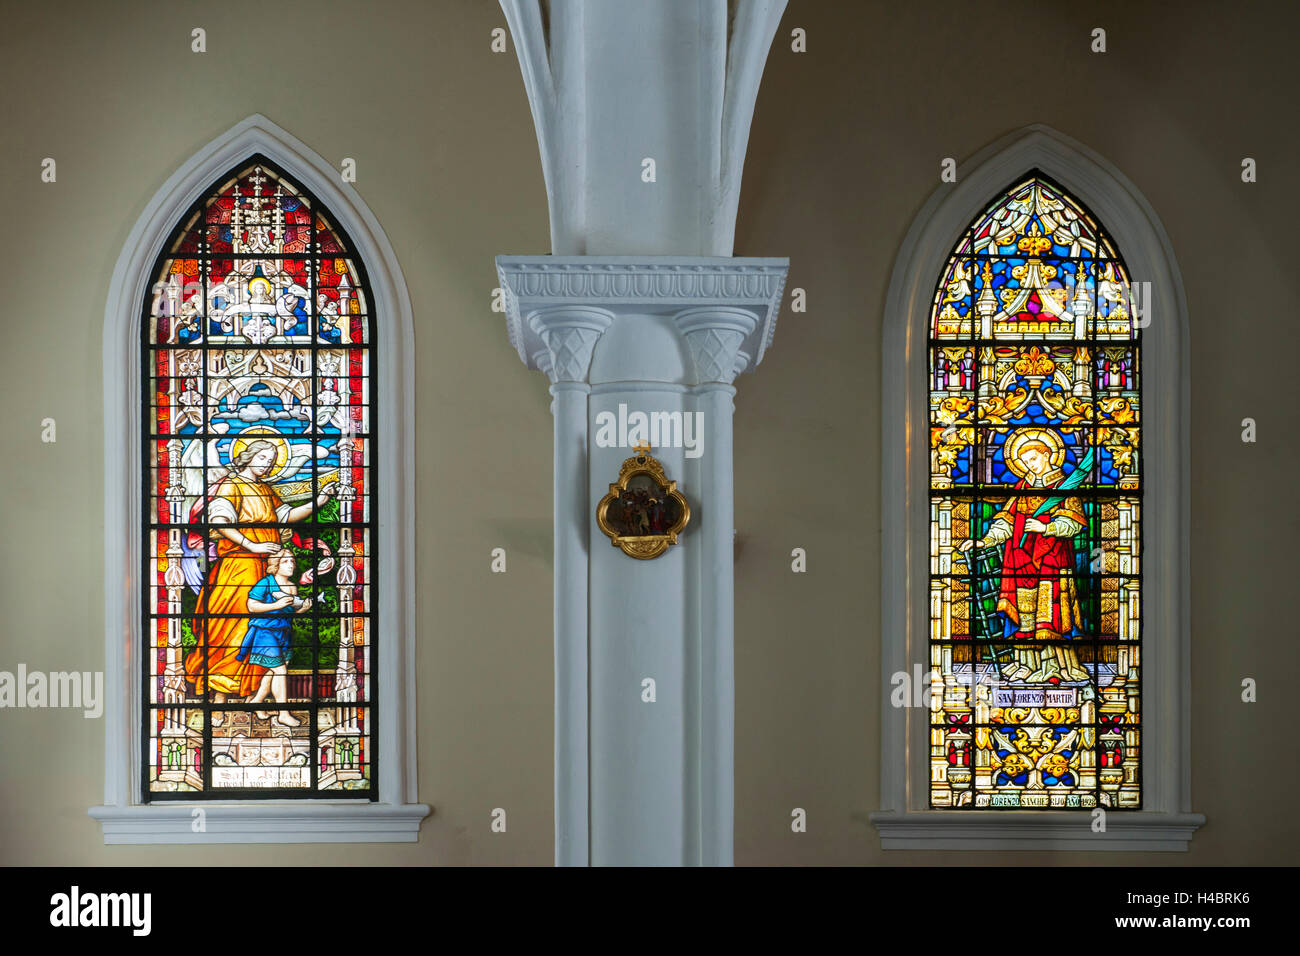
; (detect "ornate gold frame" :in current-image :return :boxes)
[595,446,691,560]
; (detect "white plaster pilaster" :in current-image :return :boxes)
[498,257,787,866]
[527,305,613,868]
[499,0,790,870]
[673,306,756,865]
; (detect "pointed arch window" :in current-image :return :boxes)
[927,173,1140,811]
[145,157,375,798]
[92,116,425,843]
[874,127,1201,850]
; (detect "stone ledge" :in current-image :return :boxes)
[868,810,1204,851]
[88,802,431,845]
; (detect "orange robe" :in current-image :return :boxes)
[185,474,286,697]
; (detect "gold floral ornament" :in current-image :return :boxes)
[1013,345,1056,379]
[596,443,691,560]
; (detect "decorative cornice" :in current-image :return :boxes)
[497,256,788,377]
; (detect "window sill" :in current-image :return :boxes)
[868,810,1204,851]
[88,802,432,845]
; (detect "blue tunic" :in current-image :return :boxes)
[237,575,295,668]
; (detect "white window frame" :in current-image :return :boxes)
[90,114,428,843]
[872,125,1203,850]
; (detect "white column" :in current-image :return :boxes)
[498,0,789,868]
[674,306,756,865]
[529,305,613,867]
[587,377,688,865]
[498,260,786,865]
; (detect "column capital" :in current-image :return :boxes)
[497,255,789,381]
[527,306,614,384]
[673,306,759,385]
[530,346,554,382]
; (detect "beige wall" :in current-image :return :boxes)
[0,0,1293,865]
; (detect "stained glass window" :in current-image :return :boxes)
[928,173,1140,810]
[144,157,375,798]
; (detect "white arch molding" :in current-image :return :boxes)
[90,114,429,843]
[871,125,1203,850]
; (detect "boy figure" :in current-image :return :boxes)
[238,549,313,726]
